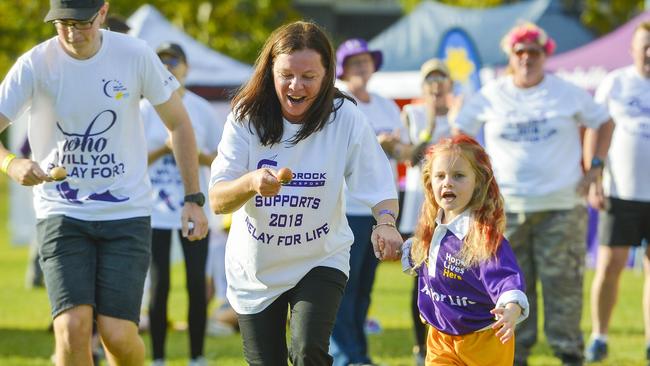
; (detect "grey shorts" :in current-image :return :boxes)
[37,215,151,323]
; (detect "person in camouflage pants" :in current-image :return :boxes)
[506,208,587,365]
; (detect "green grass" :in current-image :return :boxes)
[0,174,647,365]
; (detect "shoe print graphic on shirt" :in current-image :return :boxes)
[56,182,83,204]
[88,190,129,202]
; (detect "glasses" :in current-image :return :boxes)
[159,56,181,68]
[424,74,449,84]
[513,46,544,58]
[53,12,99,31]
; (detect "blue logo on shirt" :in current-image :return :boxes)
[102,79,130,100]
[626,97,650,117]
[256,157,326,187]
[499,113,557,143]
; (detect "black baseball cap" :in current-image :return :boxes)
[44,0,104,22]
[156,42,187,64]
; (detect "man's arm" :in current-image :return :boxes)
[583,118,614,167]
[0,113,11,160]
[580,118,615,209]
[0,113,51,185]
[153,92,208,240]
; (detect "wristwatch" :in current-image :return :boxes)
[183,192,205,207]
[590,157,605,170]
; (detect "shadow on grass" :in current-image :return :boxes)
[144,329,246,362]
[368,327,414,357]
[0,327,246,364]
[0,328,54,358]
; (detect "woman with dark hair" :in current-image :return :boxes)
[209,21,403,366]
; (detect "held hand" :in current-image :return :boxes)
[181,203,208,241]
[371,224,404,261]
[251,168,281,197]
[576,167,601,197]
[490,303,522,344]
[587,180,605,210]
[7,158,52,186]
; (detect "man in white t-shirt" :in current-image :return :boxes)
[0,1,208,365]
[453,23,614,366]
[585,21,650,364]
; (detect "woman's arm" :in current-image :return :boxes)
[209,168,281,214]
[370,199,403,261]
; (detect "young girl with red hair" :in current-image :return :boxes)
[402,135,529,365]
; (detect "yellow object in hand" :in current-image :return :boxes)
[418,130,431,143]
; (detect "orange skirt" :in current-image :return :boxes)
[425,326,515,366]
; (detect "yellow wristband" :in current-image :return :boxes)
[1,153,16,174]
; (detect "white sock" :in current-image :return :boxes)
[591,333,608,342]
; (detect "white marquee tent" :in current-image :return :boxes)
[127,4,252,89]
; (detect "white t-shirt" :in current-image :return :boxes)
[399,103,451,234]
[209,99,397,314]
[142,91,222,229]
[338,87,404,215]
[595,65,650,202]
[0,30,179,220]
[453,74,610,212]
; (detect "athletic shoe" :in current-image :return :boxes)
[414,352,425,366]
[585,338,608,362]
[189,357,207,366]
[151,359,165,366]
[364,318,382,335]
[560,353,584,366]
[206,319,235,336]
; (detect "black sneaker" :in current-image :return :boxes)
[560,353,584,366]
[585,339,608,362]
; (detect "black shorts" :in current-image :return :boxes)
[37,215,151,323]
[598,197,650,247]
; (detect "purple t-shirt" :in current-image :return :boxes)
[417,231,525,335]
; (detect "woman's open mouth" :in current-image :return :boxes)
[287,95,306,105]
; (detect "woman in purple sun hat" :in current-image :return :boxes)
[330,38,407,366]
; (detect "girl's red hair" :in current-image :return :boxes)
[411,135,505,267]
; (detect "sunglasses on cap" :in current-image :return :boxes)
[159,55,182,68]
[512,44,544,58]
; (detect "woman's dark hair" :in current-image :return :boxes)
[231,21,352,146]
